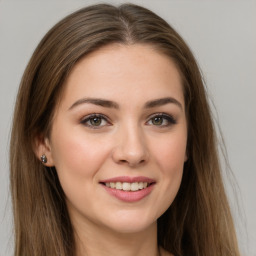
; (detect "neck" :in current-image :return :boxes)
[73,219,159,256]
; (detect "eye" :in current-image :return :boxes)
[81,114,110,129]
[147,113,176,127]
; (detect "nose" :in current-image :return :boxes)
[112,124,149,167]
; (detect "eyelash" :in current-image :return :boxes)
[80,114,111,129]
[146,113,177,127]
[80,113,176,129]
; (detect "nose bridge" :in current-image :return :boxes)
[112,121,149,167]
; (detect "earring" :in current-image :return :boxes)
[40,154,47,164]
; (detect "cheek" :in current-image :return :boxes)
[152,132,187,173]
[49,130,112,212]
[150,132,186,208]
[158,142,185,192]
[50,129,110,181]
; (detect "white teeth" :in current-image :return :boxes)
[104,182,150,191]
[110,182,115,189]
[131,182,139,191]
[123,182,131,191]
[115,182,122,189]
[138,182,144,189]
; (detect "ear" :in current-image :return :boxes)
[184,152,188,162]
[184,142,189,162]
[34,134,55,167]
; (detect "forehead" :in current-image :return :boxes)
[60,43,184,109]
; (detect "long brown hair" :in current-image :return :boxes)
[10,3,240,256]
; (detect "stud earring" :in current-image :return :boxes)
[40,154,48,164]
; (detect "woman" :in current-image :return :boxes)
[10,3,241,256]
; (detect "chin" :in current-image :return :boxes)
[107,220,156,234]
[99,210,158,234]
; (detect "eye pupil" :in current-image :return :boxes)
[90,117,102,126]
[152,117,163,125]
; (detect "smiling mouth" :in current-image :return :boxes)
[100,182,154,192]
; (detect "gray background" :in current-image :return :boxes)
[0,0,255,255]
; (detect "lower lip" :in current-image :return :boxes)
[101,184,155,202]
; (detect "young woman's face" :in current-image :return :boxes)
[44,44,187,234]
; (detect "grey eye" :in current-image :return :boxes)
[147,114,176,127]
[81,114,109,128]
[151,116,164,125]
[89,116,103,126]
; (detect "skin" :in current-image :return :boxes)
[37,44,187,256]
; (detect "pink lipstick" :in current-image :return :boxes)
[100,176,156,202]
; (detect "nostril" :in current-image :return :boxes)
[117,158,146,167]
[111,141,149,167]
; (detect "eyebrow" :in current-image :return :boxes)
[68,97,183,110]
[144,97,183,110]
[69,98,119,110]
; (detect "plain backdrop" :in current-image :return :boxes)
[0,0,255,255]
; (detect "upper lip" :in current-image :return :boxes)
[100,176,155,184]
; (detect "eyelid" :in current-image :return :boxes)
[146,112,177,126]
[80,113,112,128]
[80,112,176,129]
